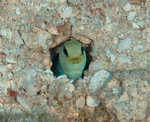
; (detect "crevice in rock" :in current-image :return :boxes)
[49,37,93,78]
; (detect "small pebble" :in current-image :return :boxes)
[120,0,128,4]
[133,45,143,52]
[76,96,85,108]
[117,37,132,53]
[137,20,145,27]
[67,83,75,93]
[86,96,100,107]
[59,0,66,2]
[16,7,20,15]
[69,17,76,25]
[89,70,112,93]
[48,26,59,35]
[0,29,11,39]
[123,2,133,11]
[21,67,41,95]
[60,6,73,19]
[41,23,46,29]
[106,15,112,24]
[132,22,139,29]
[17,96,31,111]
[118,55,131,64]
[106,51,116,62]
[128,11,136,20]
[37,31,52,49]
[80,26,84,30]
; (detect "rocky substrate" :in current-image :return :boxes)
[0,0,150,121]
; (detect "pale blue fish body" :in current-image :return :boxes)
[58,39,86,79]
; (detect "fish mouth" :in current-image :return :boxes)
[72,58,80,61]
[71,57,82,63]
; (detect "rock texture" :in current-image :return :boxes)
[0,0,150,121]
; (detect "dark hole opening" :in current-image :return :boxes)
[83,43,92,75]
[50,39,92,79]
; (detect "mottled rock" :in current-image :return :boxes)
[118,54,131,64]
[137,20,145,27]
[17,96,31,111]
[56,75,69,83]
[106,51,116,63]
[22,29,52,49]
[50,34,69,47]
[103,71,150,121]
[132,22,139,29]
[106,15,112,24]
[89,70,112,93]
[43,52,52,68]
[0,29,12,39]
[89,59,109,73]
[19,67,41,95]
[120,0,128,4]
[76,96,85,108]
[102,77,122,98]
[65,82,75,93]
[47,26,59,35]
[133,45,143,52]
[59,0,66,2]
[117,37,132,53]
[60,6,73,19]
[74,35,92,44]
[56,24,68,33]
[0,38,3,48]
[0,0,149,121]
[16,7,20,15]
[123,2,134,11]
[86,96,100,107]
[128,11,136,20]
[69,17,76,25]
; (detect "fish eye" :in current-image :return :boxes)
[63,47,68,57]
[81,46,84,55]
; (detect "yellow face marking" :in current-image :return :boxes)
[64,40,83,63]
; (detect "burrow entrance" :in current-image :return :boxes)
[50,37,93,79]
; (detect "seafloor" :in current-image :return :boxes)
[0,0,150,121]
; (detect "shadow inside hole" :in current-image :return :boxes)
[50,40,93,78]
[49,43,64,77]
[82,43,92,78]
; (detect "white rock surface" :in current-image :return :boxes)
[117,37,132,53]
[86,96,100,107]
[89,70,112,93]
